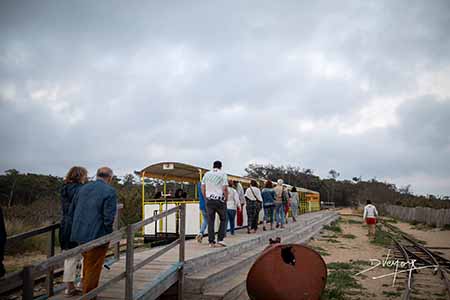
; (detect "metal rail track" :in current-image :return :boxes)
[381,221,450,300]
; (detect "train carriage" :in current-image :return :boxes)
[138,162,320,242]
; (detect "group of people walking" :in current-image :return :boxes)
[60,166,118,297]
[196,160,300,247]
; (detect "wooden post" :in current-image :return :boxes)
[178,204,186,300]
[22,265,34,300]
[113,205,121,261]
[46,227,55,296]
[125,225,134,300]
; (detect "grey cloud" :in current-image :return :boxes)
[1,0,450,195]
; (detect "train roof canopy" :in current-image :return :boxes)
[138,162,252,184]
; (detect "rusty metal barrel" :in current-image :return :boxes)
[246,244,327,300]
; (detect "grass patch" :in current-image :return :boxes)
[325,238,340,243]
[370,227,392,247]
[341,234,356,239]
[321,262,364,300]
[324,224,342,233]
[347,219,362,224]
[382,291,401,298]
[322,234,338,238]
[441,224,450,231]
[311,245,330,257]
[383,218,398,224]
[351,260,370,266]
[327,262,353,270]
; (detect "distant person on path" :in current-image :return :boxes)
[245,180,263,233]
[196,182,208,243]
[363,200,378,239]
[61,166,88,296]
[274,179,286,228]
[0,207,6,278]
[261,181,276,231]
[290,187,299,222]
[70,167,117,296]
[201,161,228,247]
[226,181,241,235]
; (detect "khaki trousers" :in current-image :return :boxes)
[82,244,109,295]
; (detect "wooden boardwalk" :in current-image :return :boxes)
[51,210,334,300]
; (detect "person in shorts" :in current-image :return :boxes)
[363,200,378,239]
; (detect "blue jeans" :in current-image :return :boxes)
[263,205,274,224]
[227,209,237,235]
[275,203,285,225]
[291,202,298,218]
[199,209,208,235]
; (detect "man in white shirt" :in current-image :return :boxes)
[201,161,228,247]
[363,200,378,239]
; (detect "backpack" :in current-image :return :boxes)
[281,189,288,204]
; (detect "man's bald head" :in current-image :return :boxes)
[97,167,113,182]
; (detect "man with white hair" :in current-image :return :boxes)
[70,167,117,296]
[273,179,287,228]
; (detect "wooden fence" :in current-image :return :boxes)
[1,203,186,300]
[381,204,450,227]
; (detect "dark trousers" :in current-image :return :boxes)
[206,200,227,244]
[246,200,261,230]
[227,209,237,235]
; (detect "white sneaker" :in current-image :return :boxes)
[217,241,227,247]
[209,243,216,248]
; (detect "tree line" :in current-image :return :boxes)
[244,164,450,209]
[1,165,449,230]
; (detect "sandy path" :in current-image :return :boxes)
[308,213,406,299]
[308,208,450,299]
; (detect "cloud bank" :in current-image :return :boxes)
[1,0,450,195]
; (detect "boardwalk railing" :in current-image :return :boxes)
[2,203,186,300]
[1,204,122,297]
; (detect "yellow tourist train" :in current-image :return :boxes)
[137,162,321,241]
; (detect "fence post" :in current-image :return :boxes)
[113,205,121,261]
[178,204,186,300]
[125,225,134,300]
[46,226,55,296]
[22,265,34,300]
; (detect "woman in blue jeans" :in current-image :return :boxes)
[226,181,241,235]
[196,183,208,243]
[261,180,276,230]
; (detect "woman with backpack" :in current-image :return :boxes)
[274,179,287,228]
[245,180,263,233]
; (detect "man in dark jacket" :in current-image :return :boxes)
[69,167,117,296]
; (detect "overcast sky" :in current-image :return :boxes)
[1,1,449,196]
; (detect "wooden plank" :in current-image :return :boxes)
[125,225,134,300]
[133,239,179,272]
[72,272,125,300]
[178,204,186,300]
[134,263,181,300]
